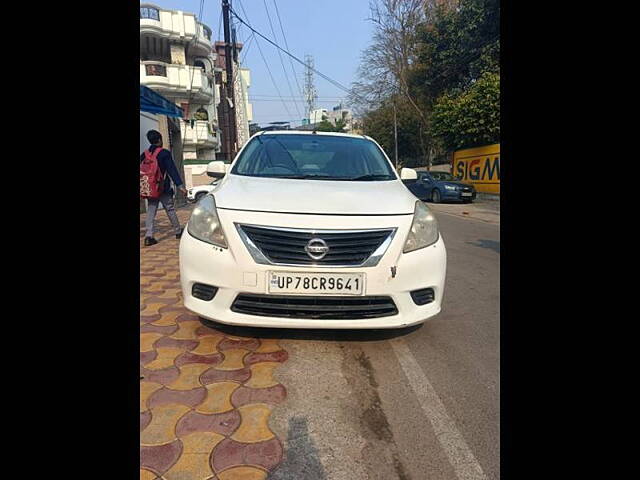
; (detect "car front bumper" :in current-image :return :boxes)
[441,190,476,201]
[179,209,447,329]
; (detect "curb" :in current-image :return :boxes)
[477,193,500,202]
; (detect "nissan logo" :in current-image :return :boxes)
[305,238,329,260]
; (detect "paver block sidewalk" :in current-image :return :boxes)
[140,207,289,480]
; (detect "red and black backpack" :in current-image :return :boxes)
[140,148,165,199]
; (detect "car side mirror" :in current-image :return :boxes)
[207,161,226,178]
[400,168,418,180]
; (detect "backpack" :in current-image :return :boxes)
[140,148,165,199]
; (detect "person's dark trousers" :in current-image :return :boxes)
[145,192,182,238]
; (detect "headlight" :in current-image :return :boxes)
[403,201,439,253]
[187,195,227,248]
[444,184,457,191]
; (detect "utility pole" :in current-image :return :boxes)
[393,101,399,169]
[222,0,237,160]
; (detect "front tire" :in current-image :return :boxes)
[432,189,441,203]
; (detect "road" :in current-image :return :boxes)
[210,207,500,480]
[140,202,500,480]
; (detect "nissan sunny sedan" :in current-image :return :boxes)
[179,131,446,329]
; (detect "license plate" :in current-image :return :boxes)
[268,272,365,295]
[461,192,473,196]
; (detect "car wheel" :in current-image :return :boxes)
[432,189,441,203]
[195,192,206,202]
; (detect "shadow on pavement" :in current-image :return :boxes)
[466,239,500,253]
[199,318,423,342]
[270,417,327,480]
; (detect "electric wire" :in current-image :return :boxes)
[262,0,302,119]
[272,0,305,101]
[236,0,293,120]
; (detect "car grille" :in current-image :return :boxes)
[237,225,395,267]
[231,294,398,319]
[461,186,473,192]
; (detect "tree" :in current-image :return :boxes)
[431,71,499,150]
[363,96,425,167]
[411,0,499,103]
[315,118,348,133]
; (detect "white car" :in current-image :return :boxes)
[187,181,219,203]
[179,131,446,329]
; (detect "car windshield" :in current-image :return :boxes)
[231,134,397,181]
[430,172,458,181]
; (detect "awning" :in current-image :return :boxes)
[140,85,184,118]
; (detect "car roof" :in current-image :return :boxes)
[255,130,370,140]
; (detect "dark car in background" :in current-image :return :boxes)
[404,171,476,203]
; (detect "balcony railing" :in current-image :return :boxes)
[139,6,212,54]
[140,62,213,102]
[182,120,218,149]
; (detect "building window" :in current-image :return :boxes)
[140,7,160,20]
[145,64,167,76]
[194,107,209,121]
[194,60,206,71]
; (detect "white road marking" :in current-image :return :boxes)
[389,338,488,480]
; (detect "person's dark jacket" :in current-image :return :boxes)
[140,145,184,195]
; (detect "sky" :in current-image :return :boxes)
[143,0,375,127]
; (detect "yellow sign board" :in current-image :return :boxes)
[452,144,500,194]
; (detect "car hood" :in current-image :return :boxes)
[441,181,474,188]
[214,174,418,215]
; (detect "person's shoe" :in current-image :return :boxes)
[176,228,184,240]
[144,237,158,247]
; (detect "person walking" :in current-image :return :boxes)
[140,129,187,246]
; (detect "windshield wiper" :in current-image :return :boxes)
[267,174,350,180]
[345,174,395,181]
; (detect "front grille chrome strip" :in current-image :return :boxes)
[235,223,397,268]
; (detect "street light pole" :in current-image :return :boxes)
[393,101,399,169]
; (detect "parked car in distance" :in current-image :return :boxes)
[404,171,476,203]
[187,180,219,203]
[179,131,447,329]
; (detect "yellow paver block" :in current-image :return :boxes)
[140,382,163,411]
[151,310,185,326]
[244,363,281,389]
[218,466,268,480]
[231,404,275,443]
[145,347,185,370]
[216,349,250,371]
[191,334,225,355]
[167,364,211,390]
[180,431,225,453]
[140,404,191,445]
[163,453,214,480]
[141,333,164,352]
[170,320,202,340]
[254,339,283,354]
[140,469,157,480]
[195,382,241,414]
[150,288,182,300]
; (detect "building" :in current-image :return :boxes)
[307,104,355,132]
[140,3,221,166]
[214,42,253,162]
